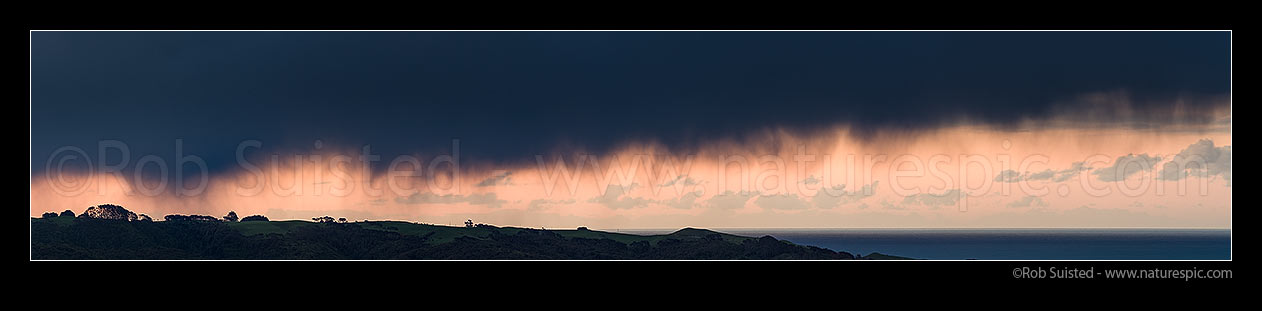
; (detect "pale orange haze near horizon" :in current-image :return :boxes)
[31,116,1231,229]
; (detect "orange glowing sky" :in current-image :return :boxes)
[30,32,1231,229]
[31,107,1231,229]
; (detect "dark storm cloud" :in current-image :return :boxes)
[30,31,1230,174]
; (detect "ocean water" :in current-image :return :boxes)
[621,228,1232,260]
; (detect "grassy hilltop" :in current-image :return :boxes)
[30,216,909,260]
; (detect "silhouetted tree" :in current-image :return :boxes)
[41,212,58,219]
[138,214,153,222]
[337,217,347,223]
[79,204,138,221]
[241,215,269,222]
[223,211,239,222]
[313,216,336,223]
[164,214,220,222]
[464,219,474,228]
[60,210,75,218]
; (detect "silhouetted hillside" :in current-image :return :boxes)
[29,217,908,260]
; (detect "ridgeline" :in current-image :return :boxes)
[31,205,911,260]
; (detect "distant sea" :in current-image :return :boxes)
[619,228,1231,260]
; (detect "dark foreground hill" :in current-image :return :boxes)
[31,217,908,260]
